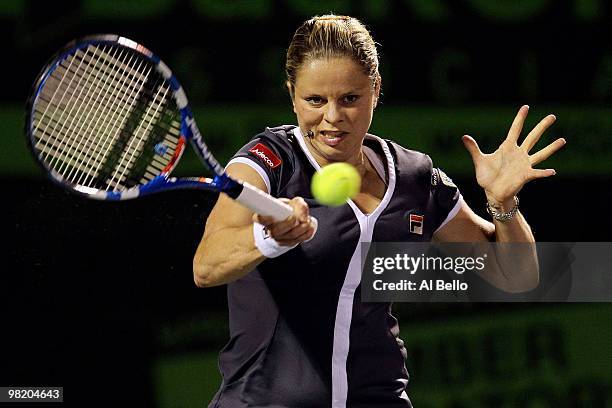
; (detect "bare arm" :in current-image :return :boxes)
[433,105,566,293]
[193,163,314,287]
[433,200,538,292]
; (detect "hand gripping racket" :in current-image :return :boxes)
[26,34,293,221]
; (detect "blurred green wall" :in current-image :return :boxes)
[154,305,612,407]
[9,105,611,178]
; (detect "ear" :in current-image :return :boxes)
[373,75,381,108]
[286,81,296,113]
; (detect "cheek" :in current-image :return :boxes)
[350,103,375,127]
[295,104,322,125]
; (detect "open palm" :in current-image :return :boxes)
[462,105,566,206]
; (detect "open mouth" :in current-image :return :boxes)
[319,131,347,147]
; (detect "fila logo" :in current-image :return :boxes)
[248,143,281,168]
[409,214,424,235]
[262,226,271,239]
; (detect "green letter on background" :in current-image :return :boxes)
[591,54,612,100]
[288,0,350,17]
[192,0,271,19]
[83,0,173,18]
[573,0,602,21]
[0,0,23,17]
[402,0,449,21]
[430,48,470,102]
[466,0,550,21]
[360,0,389,20]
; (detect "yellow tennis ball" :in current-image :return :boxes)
[311,162,361,206]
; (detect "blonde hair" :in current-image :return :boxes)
[286,15,380,96]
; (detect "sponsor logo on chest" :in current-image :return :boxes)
[409,214,424,235]
[248,143,282,168]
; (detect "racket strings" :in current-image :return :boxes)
[35,46,98,168]
[96,85,181,190]
[106,76,171,189]
[77,48,154,188]
[121,95,182,187]
[75,49,142,187]
[34,45,146,180]
[32,43,182,191]
[72,47,181,189]
[43,46,150,181]
[38,48,149,120]
[97,64,181,189]
[60,45,131,181]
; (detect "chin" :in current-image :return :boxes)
[315,143,354,163]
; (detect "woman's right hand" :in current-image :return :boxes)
[253,197,317,247]
[195,164,315,287]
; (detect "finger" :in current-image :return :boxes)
[529,137,566,166]
[506,105,529,144]
[268,216,300,237]
[522,114,556,152]
[275,220,312,241]
[255,213,288,227]
[528,168,556,181]
[253,213,266,226]
[462,135,483,164]
[288,197,310,222]
[276,226,315,247]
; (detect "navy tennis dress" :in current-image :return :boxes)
[208,125,461,408]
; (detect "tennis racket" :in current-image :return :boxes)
[26,34,293,221]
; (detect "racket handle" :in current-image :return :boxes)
[235,181,294,221]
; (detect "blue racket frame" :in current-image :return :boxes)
[27,34,241,201]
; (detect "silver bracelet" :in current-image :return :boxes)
[486,196,519,222]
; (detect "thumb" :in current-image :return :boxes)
[462,135,482,164]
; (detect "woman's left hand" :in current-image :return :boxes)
[462,105,567,209]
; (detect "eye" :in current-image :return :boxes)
[305,96,324,106]
[342,94,360,104]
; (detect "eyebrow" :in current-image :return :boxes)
[302,90,362,97]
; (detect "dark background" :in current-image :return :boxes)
[3,1,612,407]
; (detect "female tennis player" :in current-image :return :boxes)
[193,15,566,408]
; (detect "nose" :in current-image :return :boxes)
[323,102,344,125]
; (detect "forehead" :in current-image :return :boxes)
[294,57,371,94]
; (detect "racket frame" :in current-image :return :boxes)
[26,35,294,220]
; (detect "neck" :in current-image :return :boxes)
[301,129,368,172]
[351,150,368,179]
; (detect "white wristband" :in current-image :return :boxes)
[253,217,318,258]
[253,222,297,258]
[304,216,318,243]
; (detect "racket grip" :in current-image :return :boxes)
[235,181,294,221]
